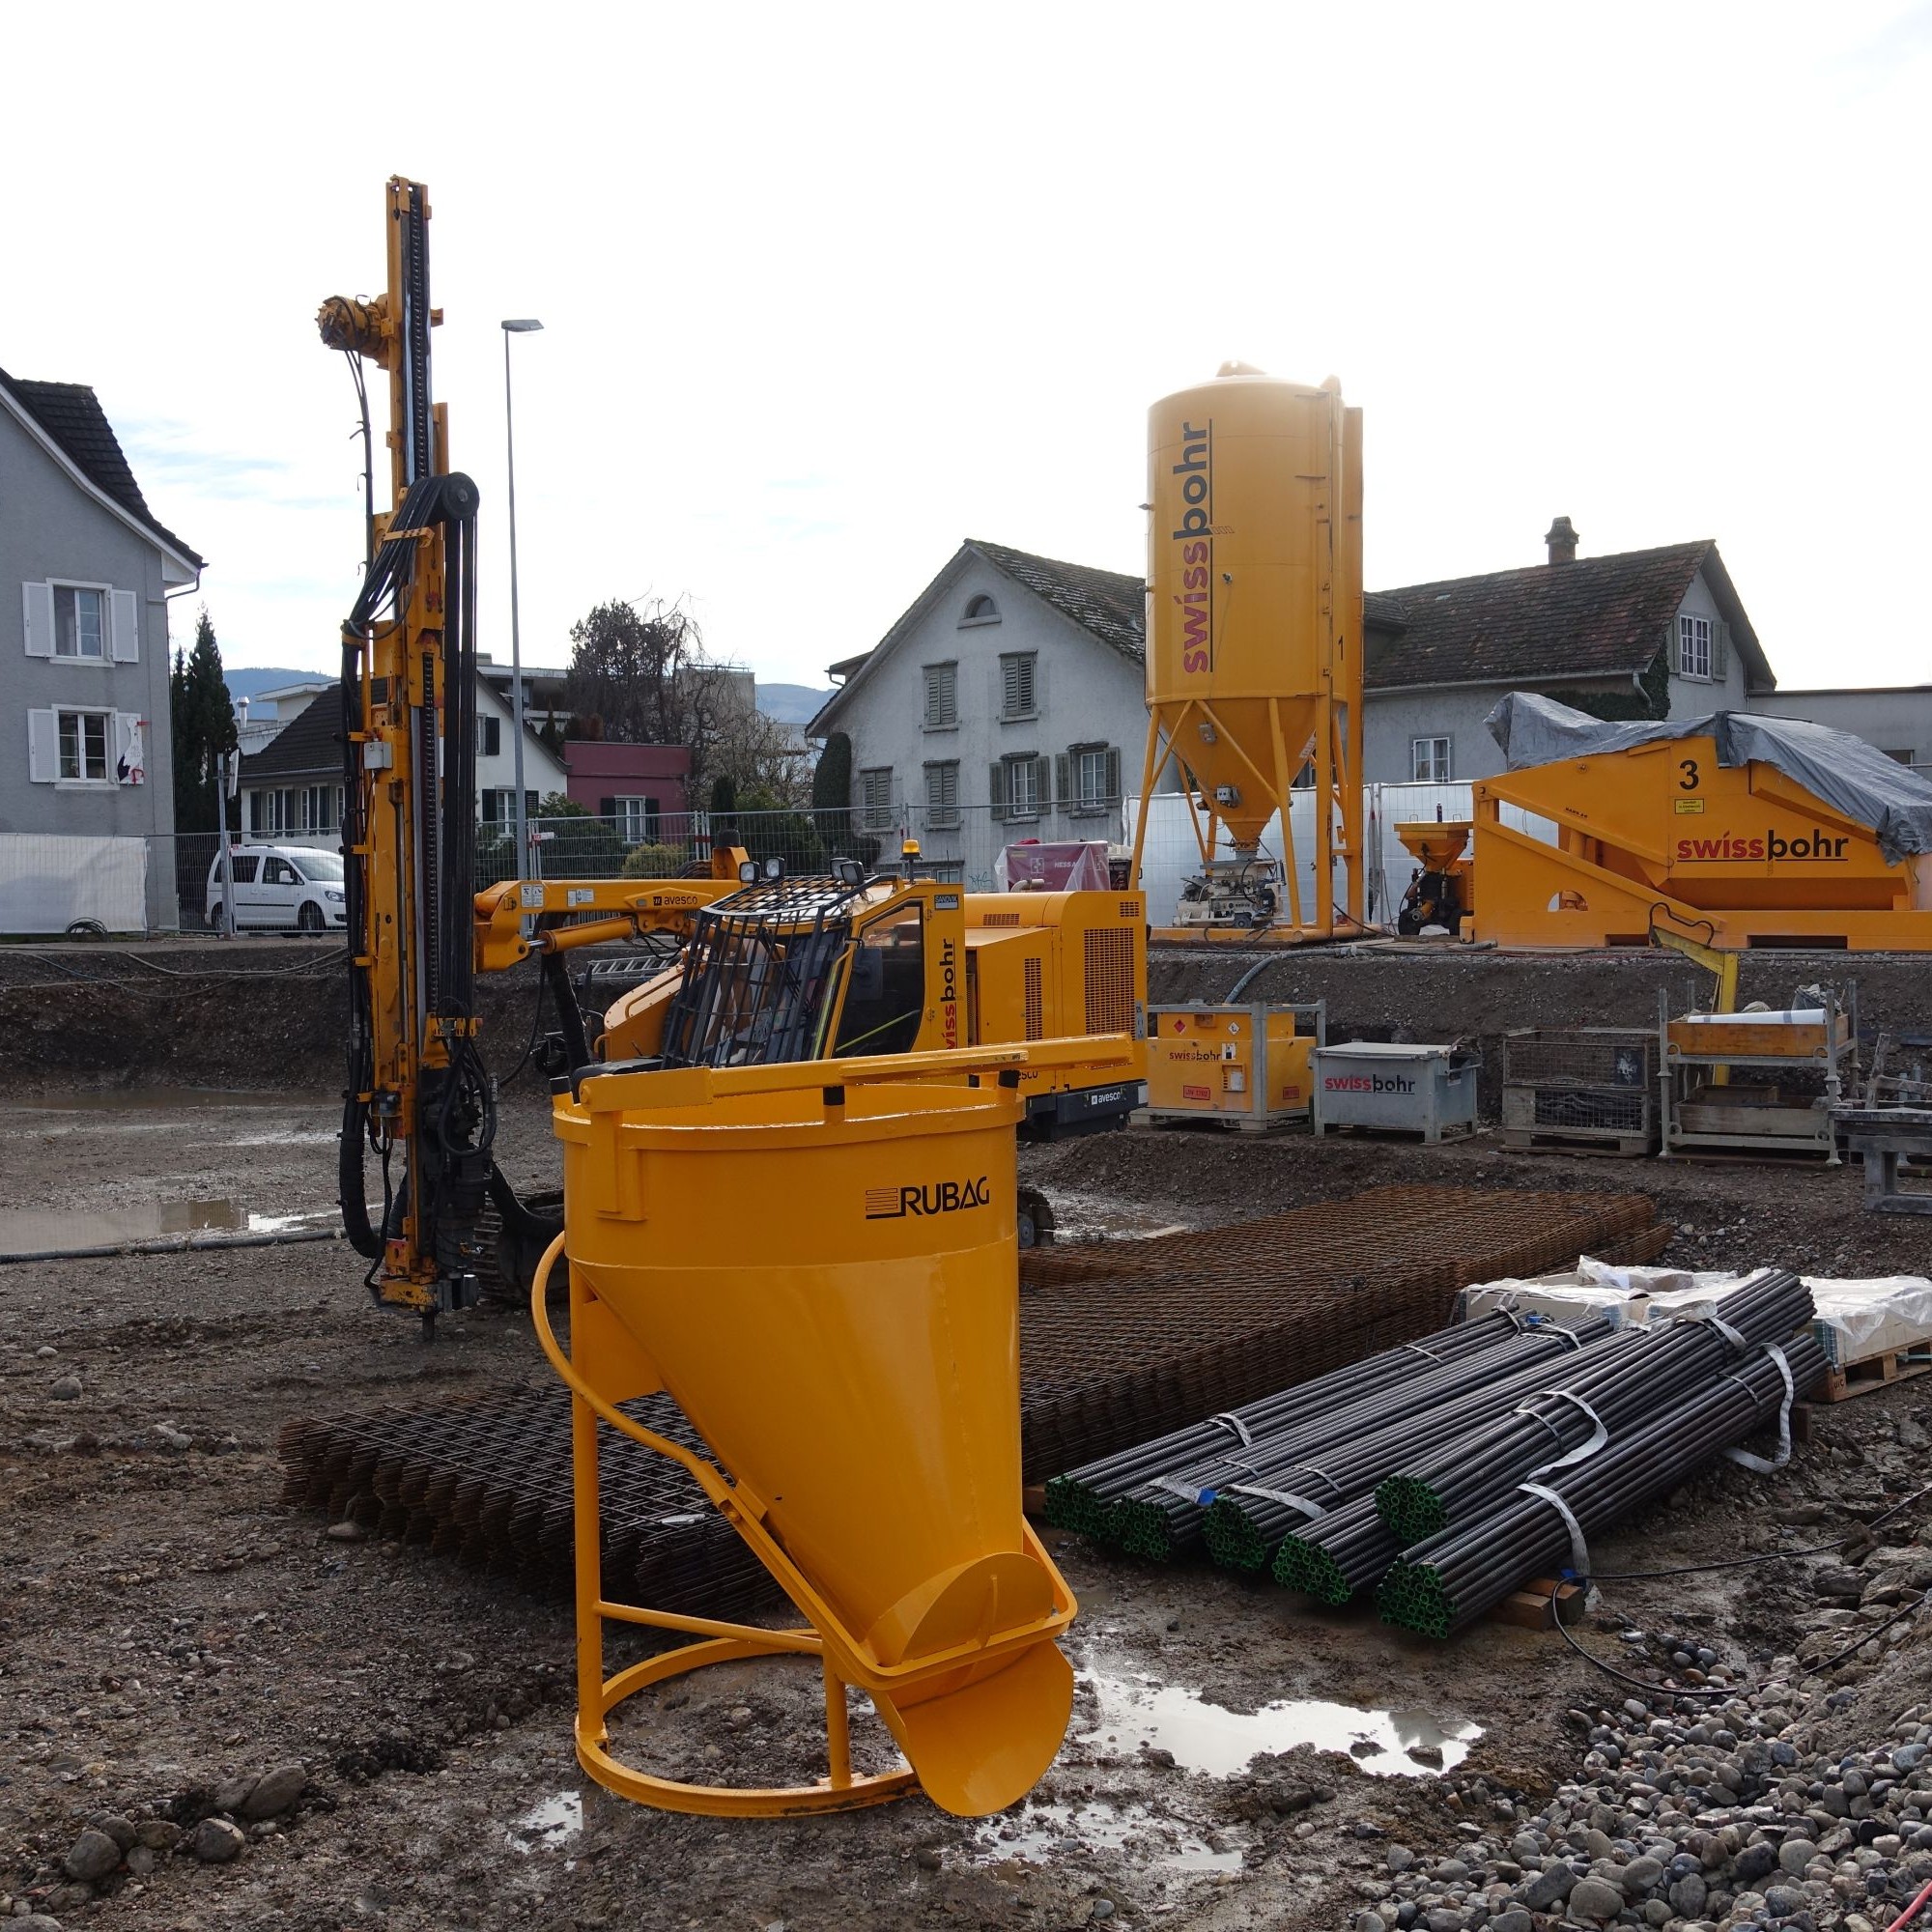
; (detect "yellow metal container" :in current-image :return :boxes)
[541,1044,1087,1820]
[1469,735,1932,951]
[1144,1002,1321,1129]
[1139,367,1365,935]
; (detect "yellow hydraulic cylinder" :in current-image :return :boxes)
[536,1040,1120,1819]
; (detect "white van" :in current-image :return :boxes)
[205,845,348,933]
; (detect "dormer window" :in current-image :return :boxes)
[959,594,1001,627]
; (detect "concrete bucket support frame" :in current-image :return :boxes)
[531,1037,1133,1819]
[1134,366,1368,942]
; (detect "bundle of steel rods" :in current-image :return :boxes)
[1378,1331,1827,1635]
[1372,1267,1810,1546]
[1190,1321,1631,1577]
[1040,1308,1550,1539]
[1016,1184,1666,1478]
[1088,1315,1616,1563]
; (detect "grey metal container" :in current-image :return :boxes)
[1312,1042,1479,1144]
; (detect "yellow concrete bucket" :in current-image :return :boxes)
[530,1040,1107,1820]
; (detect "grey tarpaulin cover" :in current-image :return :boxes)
[1485,692,1932,867]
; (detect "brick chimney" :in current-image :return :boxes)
[1544,516,1579,565]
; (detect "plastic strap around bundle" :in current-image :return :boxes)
[1519,1390,1610,1481]
[1209,1411,1255,1447]
[1518,1478,1601,1606]
[1706,1313,1749,1350]
[1404,1342,1445,1364]
[1228,1482,1328,1520]
[1723,1343,1797,1474]
[1152,1475,1208,1504]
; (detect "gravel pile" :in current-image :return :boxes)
[1349,1576,1932,1932]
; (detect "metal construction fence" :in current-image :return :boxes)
[2,782,1549,937]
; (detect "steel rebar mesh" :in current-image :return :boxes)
[1020,1185,1661,1484]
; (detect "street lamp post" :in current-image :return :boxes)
[501,318,544,883]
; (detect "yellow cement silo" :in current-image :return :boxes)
[1134,367,1365,939]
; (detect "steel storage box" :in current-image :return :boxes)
[1312,1042,1479,1143]
[1500,1028,1658,1155]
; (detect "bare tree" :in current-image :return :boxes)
[564,596,724,784]
[710,705,815,809]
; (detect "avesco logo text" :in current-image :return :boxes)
[1324,1074,1416,1094]
[1170,419,1213,674]
[865,1178,990,1220]
[1675,827,1852,863]
[939,936,958,1047]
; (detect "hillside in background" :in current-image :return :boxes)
[218,666,328,700]
[754,682,834,724]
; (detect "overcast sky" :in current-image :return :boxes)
[5,3,1927,693]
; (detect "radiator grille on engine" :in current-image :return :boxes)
[1083,927,1134,1037]
[1023,957,1044,1039]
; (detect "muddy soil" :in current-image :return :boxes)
[2,1081,1928,1931]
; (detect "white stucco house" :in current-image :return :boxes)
[809,541,1178,880]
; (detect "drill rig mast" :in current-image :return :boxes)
[323,178,513,1324]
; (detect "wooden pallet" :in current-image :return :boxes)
[1818,1350,1932,1404]
[1490,1576,1586,1630]
[1498,1126,1654,1158]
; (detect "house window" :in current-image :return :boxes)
[612,796,660,843]
[58,709,110,781]
[923,760,960,828]
[1882,749,1917,765]
[960,594,1001,626]
[923,662,957,728]
[478,715,501,757]
[1677,613,1713,680]
[1001,653,1037,720]
[298,784,337,833]
[1064,743,1121,815]
[53,586,106,659]
[1410,736,1451,783]
[992,753,1047,821]
[859,767,895,830]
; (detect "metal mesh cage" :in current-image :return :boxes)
[1504,1029,1655,1090]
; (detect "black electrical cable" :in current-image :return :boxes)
[1548,1482,1932,1699]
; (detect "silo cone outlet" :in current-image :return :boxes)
[546,1050,1079,1819]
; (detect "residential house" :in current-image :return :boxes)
[1360,520,1775,784]
[808,540,1168,880]
[236,677,333,757]
[560,741,692,840]
[2,365,204,928]
[1750,685,1932,773]
[237,673,565,844]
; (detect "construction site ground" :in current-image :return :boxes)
[3,945,1930,1931]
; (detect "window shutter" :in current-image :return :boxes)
[988,761,1008,822]
[1001,658,1019,716]
[1713,620,1730,682]
[22,582,54,659]
[1103,746,1121,802]
[1671,616,1688,675]
[1055,753,1071,806]
[27,708,59,781]
[110,589,139,663]
[115,713,145,784]
[599,795,616,819]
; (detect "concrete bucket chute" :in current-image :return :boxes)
[532,1038,1130,1818]
[1135,365,1367,939]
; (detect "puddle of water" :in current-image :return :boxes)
[0,1200,340,1255]
[1040,1191,1197,1243]
[506,1789,582,1855]
[1079,1666,1479,1780]
[973,1796,1238,1873]
[6,1087,297,1113]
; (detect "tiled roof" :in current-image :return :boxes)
[240,696,341,782]
[0,367,204,568]
[969,540,1147,664]
[1363,542,1726,691]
